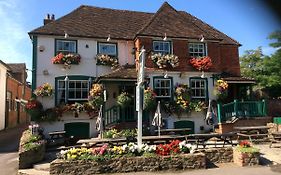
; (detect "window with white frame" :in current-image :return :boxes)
[153,41,171,54]
[190,78,207,100]
[189,43,206,57]
[56,76,91,105]
[98,43,117,56]
[154,78,172,98]
[55,40,77,55]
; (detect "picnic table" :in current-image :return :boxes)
[77,137,127,147]
[185,132,236,148]
[234,126,270,142]
[269,132,281,148]
[141,135,186,144]
[48,131,66,145]
[155,128,191,135]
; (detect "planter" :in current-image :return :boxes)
[50,153,206,174]
[233,148,260,166]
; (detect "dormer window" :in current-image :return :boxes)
[98,43,117,56]
[153,41,171,54]
[189,43,206,57]
[55,39,77,55]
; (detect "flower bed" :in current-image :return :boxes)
[19,130,45,169]
[233,141,260,166]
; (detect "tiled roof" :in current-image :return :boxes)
[29,2,239,45]
[7,63,26,73]
[99,65,137,80]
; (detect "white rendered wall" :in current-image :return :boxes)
[0,65,7,130]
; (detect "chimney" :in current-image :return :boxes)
[44,13,55,25]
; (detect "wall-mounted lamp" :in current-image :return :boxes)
[106,34,111,42]
[37,45,45,52]
[199,34,204,42]
[201,71,205,78]
[42,69,49,75]
[64,74,69,81]
[64,31,69,39]
[164,71,168,79]
[163,33,167,41]
[85,44,89,48]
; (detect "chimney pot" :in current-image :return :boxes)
[44,13,55,25]
[45,13,50,19]
[51,14,55,20]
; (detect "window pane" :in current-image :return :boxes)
[76,82,81,88]
[153,41,171,54]
[76,91,81,98]
[99,43,117,55]
[188,43,206,57]
[69,81,75,88]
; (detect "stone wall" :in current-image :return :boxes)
[196,147,233,163]
[233,148,260,166]
[19,142,45,169]
[50,153,206,175]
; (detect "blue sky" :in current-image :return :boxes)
[0,0,280,80]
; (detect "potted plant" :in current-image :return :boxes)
[95,54,119,69]
[33,83,53,97]
[143,87,157,111]
[117,92,132,108]
[151,52,179,69]
[51,53,81,69]
[233,140,260,166]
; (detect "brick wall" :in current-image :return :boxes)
[6,77,31,128]
[135,37,240,76]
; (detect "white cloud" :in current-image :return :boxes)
[0,0,32,81]
[262,46,277,56]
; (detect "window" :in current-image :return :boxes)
[56,76,92,105]
[154,78,172,98]
[6,91,12,111]
[153,41,171,54]
[98,43,117,56]
[190,78,208,100]
[55,40,77,55]
[189,43,206,57]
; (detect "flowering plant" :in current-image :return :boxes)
[25,99,43,110]
[52,53,81,69]
[143,87,157,111]
[33,83,53,97]
[91,144,109,155]
[175,84,191,111]
[151,53,179,69]
[117,92,132,108]
[239,140,251,148]
[25,99,43,121]
[96,54,119,69]
[214,79,228,100]
[88,84,104,109]
[189,56,212,71]
[156,140,181,156]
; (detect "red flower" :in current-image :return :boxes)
[156,140,181,156]
[189,56,213,71]
[239,140,251,148]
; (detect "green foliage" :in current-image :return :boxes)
[103,129,136,139]
[21,129,43,151]
[235,146,259,153]
[240,30,281,98]
[117,92,132,108]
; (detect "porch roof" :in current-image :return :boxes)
[98,65,137,82]
[222,76,255,84]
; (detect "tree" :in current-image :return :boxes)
[240,30,281,97]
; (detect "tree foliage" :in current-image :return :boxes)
[240,30,281,98]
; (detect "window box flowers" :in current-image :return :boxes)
[214,79,228,100]
[151,53,179,69]
[189,56,212,71]
[51,53,81,69]
[95,54,118,69]
[33,83,53,97]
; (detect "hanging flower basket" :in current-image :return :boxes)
[117,92,132,108]
[151,53,179,69]
[52,53,81,69]
[33,83,53,97]
[143,87,157,111]
[214,79,228,100]
[189,56,212,71]
[88,84,104,110]
[25,99,44,122]
[95,54,119,69]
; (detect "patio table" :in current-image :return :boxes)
[269,132,281,148]
[154,128,191,135]
[234,126,270,143]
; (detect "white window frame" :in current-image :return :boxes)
[153,41,171,54]
[154,78,172,98]
[55,40,77,54]
[190,78,207,100]
[68,80,89,102]
[98,43,117,56]
[6,91,12,111]
[189,42,207,57]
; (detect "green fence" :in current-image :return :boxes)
[105,105,136,125]
[217,100,267,123]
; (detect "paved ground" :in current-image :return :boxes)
[0,125,27,175]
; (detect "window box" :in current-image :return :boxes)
[151,53,179,69]
[52,53,81,69]
[95,54,118,68]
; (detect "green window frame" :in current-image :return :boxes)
[97,42,117,56]
[153,76,173,99]
[189,77,208,101]
[55,75,94,105]
[153,41,171,54]
[188,42,207,57]
[55,39,77,55]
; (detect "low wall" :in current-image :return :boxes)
[233,149,260,166]
[196,147,233,163]
[19,142,45,169]
[50,153,206,175]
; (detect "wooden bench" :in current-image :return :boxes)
[269,132,281,148]
[234,126,270,143]
[48,131,66,146]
